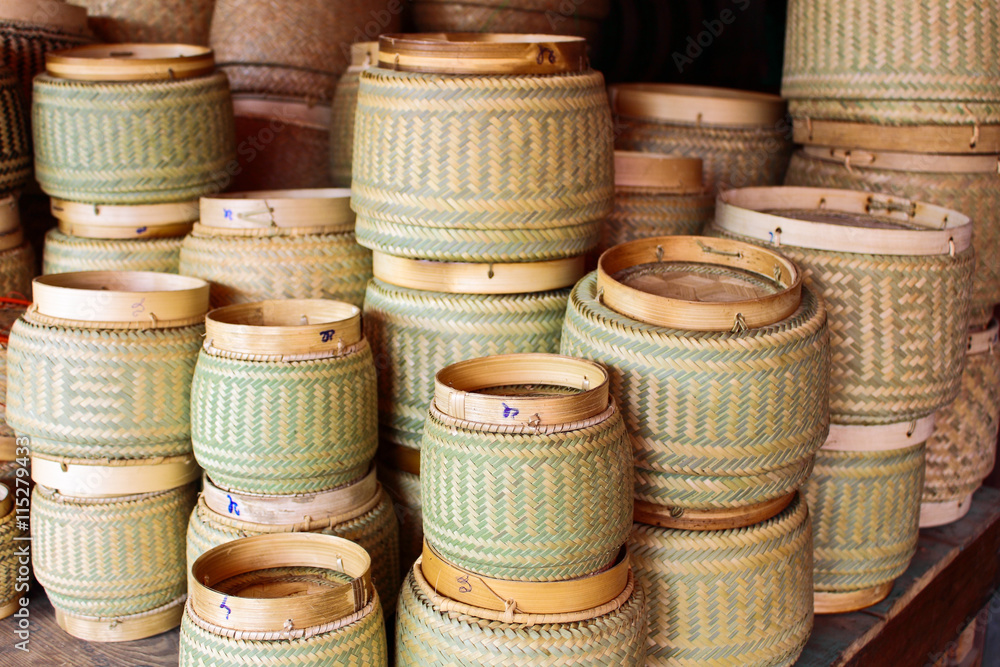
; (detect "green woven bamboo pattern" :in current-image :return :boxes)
[422,405,632,581]
[631,493,813,667]
[32,72,236,204]
[0,66,29,197]
[179,230,371,308]
[712,229,974,424]
[0,242,33,299]
[0,498,19,610]
[785,150,1000,314]
[352,68,613,261]
[191,342,378,494]
[0,21,94,113]
[6,317,203,459]
[43,229,181,275]
[923,347,1000,504]
[600,188,714,254]
[561,272,830,510]
[330,67,361,188]
[803,444,924,592]
[363,278,568,451]
[787,98,1000,127]
[186,485,400,614]
[379,465,423,577]
[32,483,197,617]
[77,0,215,45]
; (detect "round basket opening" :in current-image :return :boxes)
[46,44,216,81]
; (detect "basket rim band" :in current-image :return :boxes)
[199,189,354,233]
[822,415,936,452]
[968,320,999,356]
[610,82,786,126]
[46,44,215,81]
[633,491,797,531]
[52,199,199,239]
[791,118,1000,154]
[54,596,186,643]
[799,146,1000,175]
[377,33,588,75]
[30,453,200,496]
[372,252,585,294]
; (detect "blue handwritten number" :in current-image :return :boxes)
[223,209,233,220]
[502,403,519,419]
[320,329,337,342]
[220,596,232,619]
[226,495,240,516]
[136,226,147,234]
[457,575,472,594]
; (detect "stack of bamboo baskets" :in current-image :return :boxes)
[352,33,614,571]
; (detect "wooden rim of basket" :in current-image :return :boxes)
[800,146,1000,175]
[715,186,973,256]
[420,541,629,615]
[52,199,198,239]
[822,415,936,453]
[0,0,89,35]
[434,354,609,426]
[55,596,186,643]
[30,454,200,497]
[0,437,16,462]
[202,467,378,525]
[633,491,797,531]
[0,483,10,519]
[814,583,893,615]
[792,118,1000,154]
[199,189,354,234]
[967,320,999,356]
[0,228,23,253]
[350,41,379,68]
[596,235,801,331]
[610,83,786,126]
[231,96,331,130]
[0,196,18,235]
[379,442,421,477]
[919,493,975,529]
[189,533,373,633]
[0,598,18,622]
[204,299,361,358]
[372,252,585,294]
[614,151,703,191]
[46,44,215,81]
[30,271,209,329]
[377,33,588,75]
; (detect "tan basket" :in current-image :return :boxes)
[0,240,34,301]
[0,484,19,620]
[330,42,377,188]
[77,0,214,45]
[412,1,609,42]
[0,298,28,478]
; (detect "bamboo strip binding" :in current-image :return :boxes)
[45,43,215,81]
[52,199,199,240]
[373,252,585,295]
[199,189,355,236]
[377,33,588,75]
[31,453,200,497]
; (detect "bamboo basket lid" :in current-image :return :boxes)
[189,533,373,633]
[231,95,331,130]
[421,541,629,615]
[792,118,1000,155]
[0,0,90,35]
[614,151,703,192]
[377,33,588,75]
[0,483,10,519]
[46,44,215,81]
[800,146,1000,175]
[434,353,609,427]
[596,235,801,332]
[967,320,999,356]
[204,299,361,359]
[823,416,936,453]
[715,186,974,256]
[372,252,585,294]
[0,196,18,235]
[55,597,186,643]
[350,41,379,68]
[199,189,354,235]
[30,271,209,329]
[30,453,200,496]
[52,199,199,239]
[0,228,23,253]
[610,83,786,127]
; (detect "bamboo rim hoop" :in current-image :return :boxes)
[968,321,999,356]
[0,0,90,34]
[610,83,787,127]
[30,271,209,329]
[614,151,703,192]
[52,199,199,240]
[596,235,802,331]
[434,354,609,427]
[372,252,585,294]
[231,96,330,131]
[204,299,361,359]
[0,229,23,253]
[799,146,1000,175]
[420,541,629,615]
[716,186,973,256]
[815,583,894,615]
[55,596,186,643]
[634,490,797,531]
[792,119,1000,155]
[351,41,379,68]
[46,43,215,81]
[377,33,588,75]
[31,454,200,496]
[823,416,936,453]
[0,196,18,235]
[920,493,975,528]
[189,533,372,634]
[199,189,354,235]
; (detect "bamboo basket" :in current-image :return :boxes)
[789,117,1000,155]
[412,0,610,42]
[43,228,182,275]
[713,186,975,425]
[76,0,214,45]
[191,299,378,494]
[180,533,388,666]
[921,321,1000,527]
[352,34,613,262]
[396,560,648,665]
[0,235,34,300]
[0,298,28,493]
[6,272,208,460]
[561,237,830,528]
[32,482,197,641]
[186,468,400,614]
[785,148,1000,321]
[0,484,19,620]
[379,465,422,577]
[631,493,812,667]
[422,354,632,581]
[610,84,792,195]
[0,66,29,197]
[330,42,377,188]
[803,421,928,613]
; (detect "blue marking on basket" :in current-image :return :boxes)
[220,596,232,619]
[226,495,240,516]
[320,329,337,342]
[502,403,519,418]
[136,226,147,234]
[131,297,145,318]
[223,208,233,220]
[457,575,472,593]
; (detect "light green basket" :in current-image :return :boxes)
[43,228,181,275]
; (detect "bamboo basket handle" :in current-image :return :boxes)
[610,83,786,126]
[372,253,585,294]
[46,44,215,81]
[822,416,936,453]
[800,146,1000,175]
[0,0,89,35]
[199,189,354,233]
[52,200,198,240]
[30,454,200,497]
[968,320,999,356]
[614,151,703,190]
[377,33,589,75]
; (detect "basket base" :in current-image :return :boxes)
[0,597,19,621]
[814,582,893,615]
[53,597,185,642]
[919,493,975,529]
[633,491,796,531]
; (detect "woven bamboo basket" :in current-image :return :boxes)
[785,148,1000,321]
[396,559,648,665]
[412,0,610,42]
[330,42,377,188]
[33,44,236,206]
[610,84,792,195]
[561,236,829,528]
[713,186,975,425]
[191,299,378,494]
[32,482,197,641]
[379,465,423,577]
[421,354,632,581]
[0,298,28,494]
[0,67,29,197]
[0,235,34,300]
[0,484,19,620]
[180,533,388,666]
[6,272,208,462]
[921,321,1000,527]
[353,34,613,262]
[77,0,214,45]
[631,493,813,666]
[43,228,182,275]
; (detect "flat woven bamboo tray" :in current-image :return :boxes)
[0,66,29,198]
[412,1,610,42]
[76,0,214,45]
[43,228,182,275]
[330,42,376,189]
[0,484,18,620]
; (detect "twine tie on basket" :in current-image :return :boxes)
[448,391,467,420]
[961,105,981,149]
[731,312,748,333]
[949,238,956,257]
[906,420,917,438]
[698,240,742,259]
[865,197,917,218]
[502,599,518,623]
[768,227,782,246]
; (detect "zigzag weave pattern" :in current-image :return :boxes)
[43,229,182,275]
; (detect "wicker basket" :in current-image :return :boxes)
[412,0,609,42]
[714,186,975,425]
[43,228,182,275]
[330,42,376,188]
[0,66,29,197]
[921,321,1000,527]
[0,239,34,300]
[610,84,792,195]
[32,482,197,641]
[191,299,378,494]
[0,484,18,620]
[77,0,214,45]
[379,465,422,577]
[631,493,813,666]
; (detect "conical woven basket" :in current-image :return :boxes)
[0,66,30,197]
[631,493,813,667]
[412,0,609,42]
[76,0,214,45]
[0,484,19,620]
[330,42,376,188]
[43,229,181,275]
